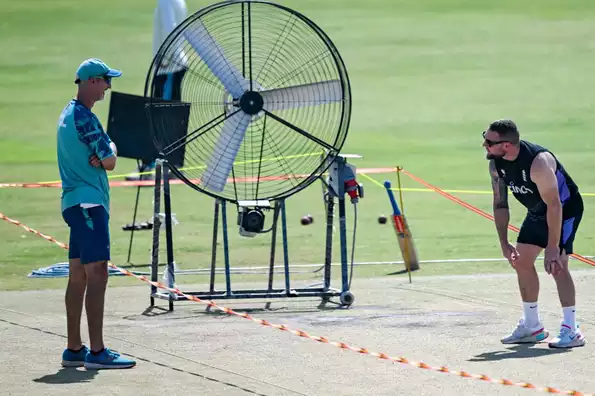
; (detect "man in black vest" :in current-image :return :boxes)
[484,119,585,349]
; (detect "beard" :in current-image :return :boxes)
[486,152,504,160]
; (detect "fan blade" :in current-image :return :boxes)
[202,112,252,192]
[184,21,248,98]
[261,80,343,111]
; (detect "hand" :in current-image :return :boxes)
[89,154,101,168]
[544,246,562,275]
[500,241,520,267]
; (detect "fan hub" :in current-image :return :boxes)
[239,90,264,115]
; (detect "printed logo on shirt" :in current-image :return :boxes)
[509,182,533,195]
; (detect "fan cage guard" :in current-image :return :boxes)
[143,0,352,204]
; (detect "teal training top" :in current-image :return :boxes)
[57,99,114,214]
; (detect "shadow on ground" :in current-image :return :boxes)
[122,301,353,321]
[33,368,99,384]
[468,343,570,362]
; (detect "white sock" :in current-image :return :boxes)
[563,306,576,330]
[523,302,540,328]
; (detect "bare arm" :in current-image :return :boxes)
[489,160,510,245]
[531,153,562,249]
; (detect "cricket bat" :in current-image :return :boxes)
[384,180,419,271]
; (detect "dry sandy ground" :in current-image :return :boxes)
[2,270,595,396]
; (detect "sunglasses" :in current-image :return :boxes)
[96,75,112,84]
[482,130,509,147]
[74,75,112,85]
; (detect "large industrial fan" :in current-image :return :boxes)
[144,0,361,310]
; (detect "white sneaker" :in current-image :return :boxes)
[548,324,586,349]
[501,318,549,344]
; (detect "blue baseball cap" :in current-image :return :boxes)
[74,58,122,83]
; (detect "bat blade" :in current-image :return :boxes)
[384,181,419,271]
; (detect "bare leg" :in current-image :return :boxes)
[514,243,543,303]
[552,249,575,307]
[66,258,87,350]
[500,243,551,344]
[84,261,108,352]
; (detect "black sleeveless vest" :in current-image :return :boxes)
[493,140,580,216]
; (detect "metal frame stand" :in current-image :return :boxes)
[149,156,357,311]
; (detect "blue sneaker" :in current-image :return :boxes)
[84,348,136,370]
[62,345,90,367]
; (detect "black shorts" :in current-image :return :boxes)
[517,198,583,254]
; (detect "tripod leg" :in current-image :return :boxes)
[127,183,142,264]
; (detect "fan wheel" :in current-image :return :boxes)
[144,0,352,204]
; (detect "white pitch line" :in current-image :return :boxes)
[139,256,595,276]
[30,256,595,279]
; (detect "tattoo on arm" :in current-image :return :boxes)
[489,161,508,210]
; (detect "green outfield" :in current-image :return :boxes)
[1,0,595,292]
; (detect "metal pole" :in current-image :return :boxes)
[149,161,163,307]
[281,199,291,294]
[265,203,281,309]
[209,199,220,294]
[323,193,334,292]
[162,161,176,311]
[337,160,349,293]
[221,200,232,296]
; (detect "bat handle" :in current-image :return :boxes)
[384,180,401,216]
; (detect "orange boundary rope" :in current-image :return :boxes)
[398,168,595,267]
[0,168,396,189]
[0,210,590,396]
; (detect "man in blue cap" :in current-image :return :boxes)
[57,58,136,370]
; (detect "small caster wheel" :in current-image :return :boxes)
[339,291,354,306]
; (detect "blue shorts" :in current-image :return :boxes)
[62,205,110,264]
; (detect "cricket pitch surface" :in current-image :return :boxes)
[2,270,595,396]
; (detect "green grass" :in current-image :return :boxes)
[1,0,595,291]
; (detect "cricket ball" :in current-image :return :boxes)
[378,215,387,224]
[300,216,311,225]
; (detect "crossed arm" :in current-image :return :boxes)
[76,114,118,171]
[88,139,117,170]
